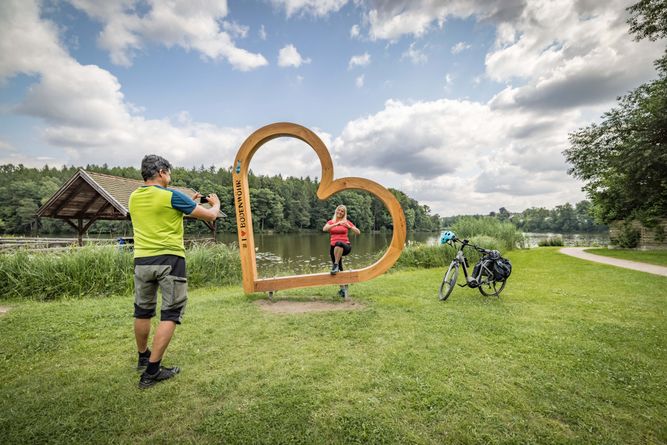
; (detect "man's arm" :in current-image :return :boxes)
[190,194,221,222]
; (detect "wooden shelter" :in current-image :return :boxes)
[36,169,224,245]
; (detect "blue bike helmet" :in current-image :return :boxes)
[439,231,456,244]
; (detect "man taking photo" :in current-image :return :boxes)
[129,154,220,389]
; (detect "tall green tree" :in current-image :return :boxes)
[564,0,667,224]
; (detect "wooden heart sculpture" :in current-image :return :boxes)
[232,122,406,293]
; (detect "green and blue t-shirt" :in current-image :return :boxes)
[128,186,196,258]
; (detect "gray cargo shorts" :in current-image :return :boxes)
[133,255,187,324]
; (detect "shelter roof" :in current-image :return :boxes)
[37,169,225,221]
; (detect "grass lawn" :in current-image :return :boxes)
[1,248,665,444]
[585,248,667,267]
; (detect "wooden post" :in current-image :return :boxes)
[232,122,407,294]
[77,218,83,246]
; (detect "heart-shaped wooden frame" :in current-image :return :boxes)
[232,122,406,293]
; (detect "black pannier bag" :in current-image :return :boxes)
[474,250,511,282]
[493,257,512,281]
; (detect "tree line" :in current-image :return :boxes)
[441,202,607,234]
[0,163,441,236]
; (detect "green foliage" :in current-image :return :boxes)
[449,216,524,250]
[611,222,642,248]
[184,243,242,288]
[444,201,607,234]
[628,0,667,42]
[0,164,439,236]
[394,236,507,270]
[394,243,455,269]
[1,249,666,444]
[0,245,134,300]
[537,237,564,247]
[0,244,241,301]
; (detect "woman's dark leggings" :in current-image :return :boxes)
[330,242,352,271]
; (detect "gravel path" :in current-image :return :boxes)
[559,247,667,277]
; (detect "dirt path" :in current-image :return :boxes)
[0,306,10,316]
[559,247,667,277]
[256,299,364,314]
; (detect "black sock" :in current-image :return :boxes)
[138,349,151,358]
[146,360,161,375]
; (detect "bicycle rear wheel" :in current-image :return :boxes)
[439,262,459,301]
[477,269,506,297]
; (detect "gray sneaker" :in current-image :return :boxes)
[138,366,180,389]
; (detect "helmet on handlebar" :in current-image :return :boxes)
[439,231,456,244]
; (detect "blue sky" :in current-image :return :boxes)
[0,0,663,216]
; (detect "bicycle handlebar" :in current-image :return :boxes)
[450,237,492,254]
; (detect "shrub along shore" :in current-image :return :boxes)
[1,216,524,301]
[0,241,487,301]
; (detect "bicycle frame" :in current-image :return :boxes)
[452,240,484,288]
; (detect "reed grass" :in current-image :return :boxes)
[450,216,524,250]
[0,243,241,301]
[538,236,565,247]
[2,237,515,301]
[394,236,507,270]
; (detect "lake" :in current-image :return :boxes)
[214,231,439,277]
[212,231,609,276]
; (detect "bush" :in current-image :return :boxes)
[612,222,641,248]
[0,243,242,301]
[394,235,506,270]
[538,237,564,247]
[394,243,455,269]
[186,242,242,287]
[450,216,524,250]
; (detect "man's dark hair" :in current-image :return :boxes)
[141,154,173,181]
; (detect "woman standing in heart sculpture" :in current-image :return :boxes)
[323,204,361,275]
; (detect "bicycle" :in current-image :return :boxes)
[438,232,508,301]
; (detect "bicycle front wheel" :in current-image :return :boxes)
[439,262,459,301]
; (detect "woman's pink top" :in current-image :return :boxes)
[327,220,356,246]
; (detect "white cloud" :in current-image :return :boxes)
[0,0,252,169]
[355,74,364,88]
[66,0,267,71]
[401,42,427,64]
[259,24,267,40]
[331,96,589,214]
[451,41,471,54]
[222,21,249,39]
[348,52,370,69]
[485,0,663,111]
[368,7,441,41]
[0,0,69,81]
[278,44,311,68]
[350,24,360,39]
[362,0,662,113]
[365,0,523,41]
[270,0,349,17]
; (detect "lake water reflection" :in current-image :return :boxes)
[214,232,438,277]
[213,231,609,276]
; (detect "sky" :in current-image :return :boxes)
[0,0,664,216]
